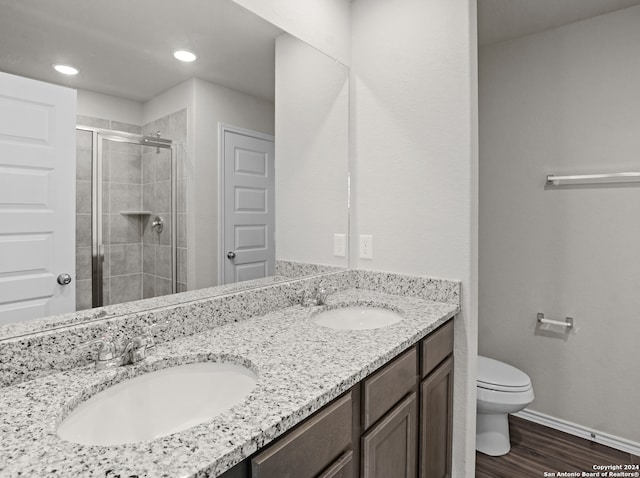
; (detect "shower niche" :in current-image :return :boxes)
[75,125,183,310]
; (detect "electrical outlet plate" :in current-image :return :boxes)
[359,235,373,259]
[333,233,346,257]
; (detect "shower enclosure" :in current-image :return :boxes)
[75,126,178,309]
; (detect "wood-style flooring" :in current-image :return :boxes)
[476,416,640,478]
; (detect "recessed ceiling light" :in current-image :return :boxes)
[173,50,197,62]
[53,64,79,75]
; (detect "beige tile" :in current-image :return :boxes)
[75,246,92,281]
[156,245,172,279]
[143,274,155,299]
[76,180,91,214]
[170,109,187,142]
[143,244,155,275]
[77,115,109,129]
[155,150,171,181]
[177,247,187,283]
[109,244,142,276]
[142,120,157,138]
[142,151,156,184]
[110,183,142,212]
[155,276,172,297]
[109,273,142,304]
[76,147,92,181]
[111,121,141,135]
[110,152,142,184]
[76,214,92,246]
[177,213,187,248]
[75,279,92,311]
[158,215,171,246]
[143,183,155,212]
[76,128,93,149]
[155,181,171,213]
[108,214,141,244]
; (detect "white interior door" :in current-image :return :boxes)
[222,127,275,284]
[0,72,76,324]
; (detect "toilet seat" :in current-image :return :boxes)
[477,356,532,392]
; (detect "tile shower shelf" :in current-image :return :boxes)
[119,210,152,216]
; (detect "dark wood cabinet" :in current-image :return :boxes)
[420,356,454,478]
[319,450,354,478]
[221,319,454,478]
[251,392,353,478]
[362,392,417,478]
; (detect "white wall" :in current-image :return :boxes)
[232,0,350,65]
[77,89,142,125]
[275,34,349,266]
[351,0,478,476]
[479,6,640,444]
[191,78,274,289]
[143,78,274,290]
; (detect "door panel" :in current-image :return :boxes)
[0,72,76,324]
[223,128,275,284]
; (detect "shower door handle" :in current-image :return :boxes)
[227,251,236,259]
[57,273,72,286]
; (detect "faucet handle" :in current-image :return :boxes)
[315,285,334,305]
[79,336,116,359]
[297,289,316,307]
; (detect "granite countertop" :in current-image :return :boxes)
[0,288,458,477]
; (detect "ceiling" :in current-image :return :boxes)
[3,1,639,100]
[0,0,282,102]
[478,0,640,46]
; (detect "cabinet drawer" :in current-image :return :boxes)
[319,450,354,478]
[252,392,352,478]
[421,320,453,378]
[363,347,417,430]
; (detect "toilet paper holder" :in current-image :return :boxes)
[537,312,574,329]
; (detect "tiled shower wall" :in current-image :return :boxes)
[143,109,187,294]
[74,111,188,310]
[75,116,145,310]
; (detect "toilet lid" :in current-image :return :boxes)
[477,356,532,392]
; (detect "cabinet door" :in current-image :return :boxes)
[362,392,417,478]
[420,356,453,478]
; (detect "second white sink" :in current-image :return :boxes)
[312,306,402,330]
[57,361,257,446]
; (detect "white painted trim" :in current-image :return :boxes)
[514,409,640,456]
[217,123,275,285]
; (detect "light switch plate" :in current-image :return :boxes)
[359,235,373,259]
[333,233,346,257]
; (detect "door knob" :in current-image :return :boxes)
[227,251,236,259]
[57,273,72,285]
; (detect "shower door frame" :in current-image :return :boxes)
[76,126,177,308]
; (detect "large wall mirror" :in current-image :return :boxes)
[0,0,349,338]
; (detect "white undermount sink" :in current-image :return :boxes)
[57,362,257,446]
[312,306,403,330]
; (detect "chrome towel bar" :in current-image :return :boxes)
[546,172,640,186]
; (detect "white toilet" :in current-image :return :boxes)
[476,356,534,456]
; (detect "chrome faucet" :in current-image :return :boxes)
[81,326,158,370]
[300,285,334,307]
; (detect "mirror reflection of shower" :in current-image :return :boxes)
[75,113,186,310]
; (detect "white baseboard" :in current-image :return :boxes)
[513,409,640,456]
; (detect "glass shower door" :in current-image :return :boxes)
[89,131,175,308]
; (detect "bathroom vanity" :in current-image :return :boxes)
[0,270,459,477]
[227,319,454,478]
